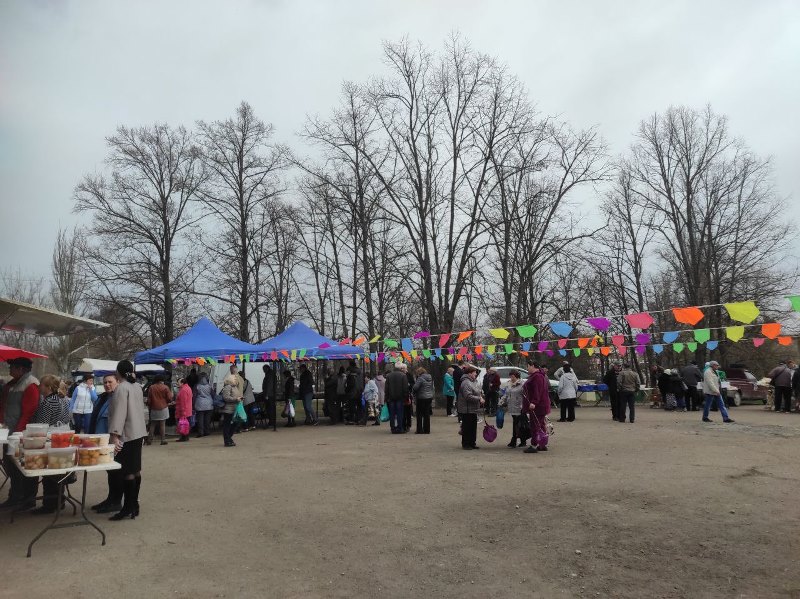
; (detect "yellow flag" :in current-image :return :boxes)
[724,301,760,324]
[726,326,745,342]
[489,328,510,339]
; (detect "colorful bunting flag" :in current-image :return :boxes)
[673,343,684,353]
[516,324,538,338]
[413,331,430,340]
[298,349,307,359]
[438,334,451,348]
[474,345,483,355]
[753,338,765,347]
[572,348,581,357]
[521,342,531,351]
[686,342,697,352]
[706,341,718,350]
[663,331,680,344]
[489,328,510,339]
[635,333,650,344]
[487,345,496,355]
[401,338,413,352]
[693,329,711,343]
[550,322,573,338]
[672,306,705,326]
[618,346,628,356]
[559,349,567,357]
[557,339,568,349]
[625,312,654,329]
[611,335,625,347]
[586,317,611,331]
[318,342,331,349]
[352,336,367,346]
[339,338,351,345]
[369,334,381,343]
[504,343,515,354]
[724,301,760,324]
[383,339,399,348]
[587,348,595,356]
[537,341,549,352]
[777,336,793,346]
[577,337,590,348]
[787,295,800,312]
[762,323,781,339]
[600,346,611,356]
[422,349,431,358]
[652,344,664,354]
[456,331,474,342]
[725,326,744,342]
[635,345,646,355]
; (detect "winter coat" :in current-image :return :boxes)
[442,373,455,397]
[504,380,524,416]
[522,369,551,416]
[194,380,214,411]
[702,368,721,396]
[363,379,379,403]
[680,364,703,387]
[385,370,409,403]
[242,379,256,406]
[557,371,579,399]
[175,383,193,420]
[412,373,434,400]
[221,382,241,415]
[457,377,482,414]
[617,369,639,393]
[108,380,147,442]
[768,365,793,388]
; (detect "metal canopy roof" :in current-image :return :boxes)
[0,297,109,336]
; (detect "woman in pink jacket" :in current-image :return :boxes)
[175,379,193,443]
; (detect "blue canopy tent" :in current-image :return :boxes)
[134,318,263,363]
[253,321,366,359]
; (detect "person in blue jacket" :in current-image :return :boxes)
[89,374,121,514]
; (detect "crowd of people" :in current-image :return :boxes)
[3,352,799,520]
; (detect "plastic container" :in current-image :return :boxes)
[77,446,101,466]
[24,448,48,470]
[6,439,19,457]
[22,435,47,450]
[50,431,75,448]
[97,445,115,464]
[78,434,108,447]
[47,446,77,469]
[25,423,48,437]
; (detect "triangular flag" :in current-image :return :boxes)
[724,301,760,324]
[298,349,307,359]
[401,351,412,361]
[586,317,611,331]
[777,336,793,346]
[456,331,474,342]
[672,306,705,326]
[600,346,611,356]
[611,335,625,347]
[726,326,745,342]
[474,345,483,355]
[352,336,367,346]
[438,334,451,348]
[753,338,765,347]
[663,331,680,344]
[635,345,646,355]
[537,341,549,351]
[318,342,331,349]
[572,348,581,357]
[504,343,515,354]
[519,350,530,357]
[401,338,413,352]
[288,350,297,360]
[487,345,496,355]
[383,339,399,348]
[762,323,781,339]
[587,348,595,356]
[693,329,711,343]
[413,330,430,339]
[516,324,538,338]
[369,334,381,343]
[625,312,654,329]
[410,350,418,359]
[618,346,628,356]
[545,349,555,357]
[652,344,664,354]
[557,339,568,349]
[489,328,510,339]
[706,341,719,350]
[550,322,573,337]
[686,342,698,352]
[339,338,351,345]
[559,349,567,357]
[635,333,650,344]
[422,349,431,358]
[787,295,800,312]
[577,337,590,348]
[521,342,531,351]
[673,343,684,353]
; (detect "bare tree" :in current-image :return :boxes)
[74,124,205,345]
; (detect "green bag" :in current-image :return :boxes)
[379,404,390,422]
[233,401,247,424]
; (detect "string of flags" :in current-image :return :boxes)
[165,297,800,365]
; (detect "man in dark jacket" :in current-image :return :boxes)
[344,361,363,424]
[769,360,794,413]
[298,364,316,425]
[452,361,464,422]
[680,361,703,412]
[385,363,409,434]
[482,367,501,416]
[603,364,621,421]
[262,364,277,428]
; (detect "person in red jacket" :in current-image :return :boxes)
[174,378,193,442]
[0,357,41,509]
[522,361,551,454]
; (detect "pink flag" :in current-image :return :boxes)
[413,330,430,339]
[625,312,654,329]
[753,338,765,347]
[557,339,568,349]
[618,346,628,356]
[438,333,451,348]
[611,335,625,346]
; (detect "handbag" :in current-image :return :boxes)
[177,417,190,436]
[517,413,531,442]
[482,421,498,443]
[495,407,505,429]
[379,404,390,422]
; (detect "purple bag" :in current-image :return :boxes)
[482,422,498,443]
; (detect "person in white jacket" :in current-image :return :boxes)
[557,364,579,422]
[702,361,734,424]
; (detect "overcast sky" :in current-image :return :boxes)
[2,0,798,280]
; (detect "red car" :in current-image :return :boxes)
[725,367,768,406]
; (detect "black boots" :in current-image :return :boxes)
[110,476,140,521]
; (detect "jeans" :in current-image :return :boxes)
[415,398,432,433]
[195,410,212,435]
[388,399,404,432]
[774,386,792,412]
[72,412,91,434]
[302,392,317,423]
[619,391,635,422]
[222,412,235,444]
[703,394,730,420]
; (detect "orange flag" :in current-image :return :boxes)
[672,306,705,326]
[456,331,474,342]
[777,336,792,346]
[577,338,590,348]
[600,346,611,356]
[762,323,781,339]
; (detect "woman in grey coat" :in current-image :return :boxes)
[412,367,434,434]
[193,373,214,437]
[502,371,527,448]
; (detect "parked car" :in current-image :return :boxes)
[477,366,559,405]
[724,367,768,406]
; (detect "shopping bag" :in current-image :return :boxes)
[233,402,247,424]
[495,407,505,429]
[482,421,498,443]
[379,404,390,422]
[177,417,190,436]
[288,401,296,418]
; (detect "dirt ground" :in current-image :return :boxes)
[2,404,800,599]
